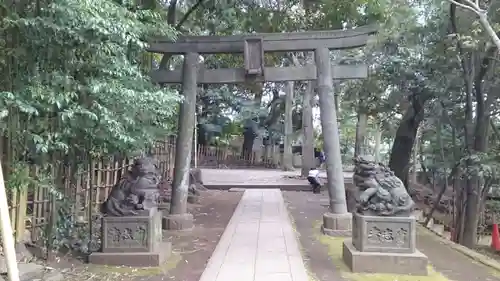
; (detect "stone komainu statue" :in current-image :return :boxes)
[101,157,161,216]
[352,156,415,217]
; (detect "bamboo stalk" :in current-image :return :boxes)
[0,159,21,281]
[15,187,28,242]
[88,160,95,251]
[96,160,103,205]
[9,189,17,233]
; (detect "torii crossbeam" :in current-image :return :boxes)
[147,25,377,235]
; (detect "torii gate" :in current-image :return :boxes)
[148,25,377,235]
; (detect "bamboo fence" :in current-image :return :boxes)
[6,138,274,245]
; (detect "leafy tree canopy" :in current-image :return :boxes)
[0,0,180,161]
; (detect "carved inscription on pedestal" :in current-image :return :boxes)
[106,224,148,249]
[366,224,409,247]
[101,209,162,253]
[352,213,416,253]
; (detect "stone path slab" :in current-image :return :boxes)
[201,169,354,186]
[198,189,309,281]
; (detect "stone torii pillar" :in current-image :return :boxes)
[148,26,377,235]
[315,47,351,236]
[163,52,199,231]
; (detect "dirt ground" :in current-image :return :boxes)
[283,190,500,281]
[48,190,242,281]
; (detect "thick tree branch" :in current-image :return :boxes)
[449,4,471,89]
[175,0,204,30]
[490,119,500,140]
[159,0,205,70]
[447,0,480,13]
[477,14,500,52]
[166,0,178,25]
[447,0,500,51]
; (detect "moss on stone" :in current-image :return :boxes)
[88,252,181,277]
[313,220,450,281]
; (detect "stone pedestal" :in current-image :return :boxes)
[292,154,302,167]
[162,213,194,231]
[321,212,352,237]
[187,194,200,204]
[342,213,428,275]
[89,208,170,267]
[158,202,170,212]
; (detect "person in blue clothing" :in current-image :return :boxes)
[313,148,326,168]
[319,150,325,164]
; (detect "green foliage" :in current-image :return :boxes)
[3,0,498,252]
[182,0,393,143]
[0,0,182,254]
[4,162,32,191]
[0,0,180,161]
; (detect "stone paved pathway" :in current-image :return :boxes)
[201,168,353,186]
[198,189,309,281]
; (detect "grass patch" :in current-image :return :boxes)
[284,201,319,281]
[313,220,450,281]
[307,269,320,281]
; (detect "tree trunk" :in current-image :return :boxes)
[460,81,476,247]
[354,110,368,157]
[334,92,340,115]
[272,143,280,167]
[460,55,491,247]
[283,81,294,171]
[425,116,448,226]
[301,81,316,176]
[449,3,493,248]
[425,183,448,226]
[389,93,429,188]
[253,136,264,165]
[241,89,263,160]
[241,130,255,161]
[411,124,422,183]
[263,142,270,165]
[373,122,382,162]
[461,110,490,247]
[462,177,481,247]
[452,176,464,242]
